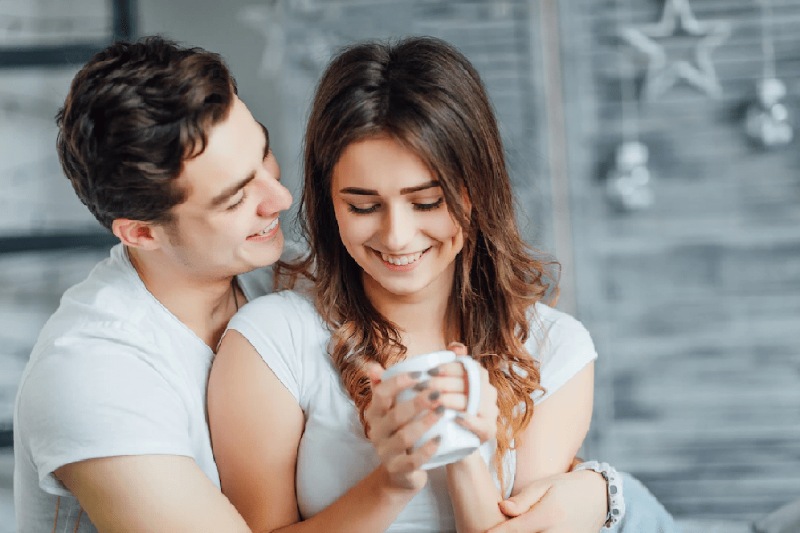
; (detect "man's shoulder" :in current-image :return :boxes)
[36,245,160,345]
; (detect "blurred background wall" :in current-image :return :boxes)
[1,0,799,530]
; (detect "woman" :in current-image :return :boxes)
[208,37,613,532]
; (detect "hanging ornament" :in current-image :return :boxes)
[620,0,731,100]
[605,141,655,212]
[605,0,654,212]
[745,78,793,148]
[744,0,793,149]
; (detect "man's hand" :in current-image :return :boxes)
[487,470,607,533]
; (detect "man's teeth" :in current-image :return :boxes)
[381,251,424,265]
[258,219,279,235]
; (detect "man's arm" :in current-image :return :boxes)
[56,455,250,533]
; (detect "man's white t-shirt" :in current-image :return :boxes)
[228,290,598,532]
[13,244,273,533]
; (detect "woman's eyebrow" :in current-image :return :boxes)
[339,181,440,195]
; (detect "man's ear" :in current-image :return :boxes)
[111,218,160,250]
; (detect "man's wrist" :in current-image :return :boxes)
[572,460,625,529]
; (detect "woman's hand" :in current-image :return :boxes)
[365,364,443,491]
[438,342,498,444]
[487,470,608,533]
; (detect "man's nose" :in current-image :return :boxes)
[256,178,292,217]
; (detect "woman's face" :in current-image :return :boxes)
[331,136,464,303]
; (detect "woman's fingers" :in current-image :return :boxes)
[370,388,441,441]
[447,341,469,356]
[426,375,467,393]
[455,412,496,442]
[428,361,465,378]
[376,407,443,459]
[366,371,419,420]
[436,391,468,411]
[385,433,441,474]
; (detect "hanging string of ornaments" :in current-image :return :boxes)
[744,0,793,148]
[605,0,654,212]
[607,0,731,213]
[607,0,793,213]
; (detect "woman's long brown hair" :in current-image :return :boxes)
[279,37,560,487]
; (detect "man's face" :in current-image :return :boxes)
[156,97,292,280]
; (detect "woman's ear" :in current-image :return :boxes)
[111,218,160,251]
[461,189,473,217]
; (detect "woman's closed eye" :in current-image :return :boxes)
[414,197,444,211]
[347,203,380,214]
[346,197,444,215]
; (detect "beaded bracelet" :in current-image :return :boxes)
[573,460,626,529]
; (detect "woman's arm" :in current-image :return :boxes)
[208,330,438,533]
[446,451,506,533]
[483,362,607,533]
[439,343,506,533]
[513,361,596,490]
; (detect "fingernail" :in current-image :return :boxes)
[434,405,445,415]
[427,367,440,376]
[408,371,422,379]
[428,390,440,401]
[413,381,429,391]
[449,342,466,349]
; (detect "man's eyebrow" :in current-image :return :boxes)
[339,181,440,195]
[209,122,270,208]
[210,174,255,208]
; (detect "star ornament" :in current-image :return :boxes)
[620,0,731,100]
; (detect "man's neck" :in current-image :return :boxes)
[126,247,241,349]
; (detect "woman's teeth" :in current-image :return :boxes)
[381,250,424,265]
[257,219,279,235]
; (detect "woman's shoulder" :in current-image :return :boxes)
[528,301,590,338]
[524,301,596,363]
[228,290,323,346]
[237,289,317,321]
[525,302,598,402]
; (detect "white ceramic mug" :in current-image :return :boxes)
[382,350,481,469]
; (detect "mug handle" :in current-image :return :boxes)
[456,355,481,416]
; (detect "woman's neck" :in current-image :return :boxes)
[363,265,457,356]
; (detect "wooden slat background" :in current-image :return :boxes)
[561,0,800,521]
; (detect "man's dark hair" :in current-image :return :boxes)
[56,36,238,230]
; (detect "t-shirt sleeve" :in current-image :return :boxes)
[17,336,192,497]
[225,293,303,403]
[528,305,598,404]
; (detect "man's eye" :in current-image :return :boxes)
[227,192,247,211]
[347,203,379,214]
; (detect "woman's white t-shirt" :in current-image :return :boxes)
[228,290,597,533]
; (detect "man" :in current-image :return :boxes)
[14,37,289,532]
[14,36,676,532]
